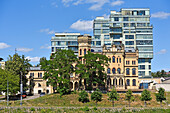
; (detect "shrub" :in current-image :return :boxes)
[78,90,89,103]
[30,108,35,111]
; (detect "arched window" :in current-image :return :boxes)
[112,56,115,63]
[107,68,110,74]
[84,49,86,55]
[132,68,136,75]
[133,79,136,86]
[119,78,123,86]
[126,79,130,86]
[80,49,82,55]
[117,68,121,74]
[108,57,111,63]
[126,68,130,75]
[117,58,118,63]
[112,68,116,74]
[119,58,121,63]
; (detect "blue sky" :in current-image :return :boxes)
[0,0,170,72]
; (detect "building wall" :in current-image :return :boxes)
[26,69,53,94]
[93,8,153,78]
[0,61,5,69]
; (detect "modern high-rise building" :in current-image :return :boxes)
[93,8,153,78]
[51,33,80,56]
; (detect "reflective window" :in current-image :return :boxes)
[84,49,86,55]
[117,68,121,74]
[127,79,130,86]
[132,68,136,75]
[123,17,129,21]
[133,79,136,86]
[125,41,134,45]
[125,35,134,39]
[112,68,116,74]
[112,56,115,63]
[126,68,130,75]
[138,65,145,69]
[114,17,119,21]
[107,68,110,74]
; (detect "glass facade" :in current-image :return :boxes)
[93,8,153,77]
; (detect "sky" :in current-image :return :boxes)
[0,0,170,72]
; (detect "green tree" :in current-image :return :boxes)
[5,53,31,91]
[78,90,89,103]
[40,49,78,96]
[125,89,134,107]
[140,89,152,107]
[91,89,102,106]
[0,69,19,95]
[76,51,108,90]
[155,87,166,107]
[107,88,119,107]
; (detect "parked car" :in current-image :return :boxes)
[40,92,45,97]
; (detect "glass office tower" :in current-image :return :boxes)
[51,33,80,56]
[93,8,153,78]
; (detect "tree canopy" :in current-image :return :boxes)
[125,89,134,107]
[107,88,119,107]
[155,87,166,107]
[5,53,31,91]
[0,69,19,94]
[91,89,102,106]
[76,51,108,90]
[140,89,152,107]
[78,90,89,103]
[40,49,78,94]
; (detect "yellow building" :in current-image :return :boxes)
[74,35,139,91]
[27,35,140,94]
[26,66,53,94]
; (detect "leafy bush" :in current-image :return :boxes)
[30,108,35,111]
[81,106,90,111]
[78,90,89,103]
[93,107,97,111]
[58,87,70,97]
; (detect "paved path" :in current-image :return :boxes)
[23,94,40,100]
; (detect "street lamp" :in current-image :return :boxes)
[20,71,23,106]
[7,74,9,106]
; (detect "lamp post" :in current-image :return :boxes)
[20,71,23,106]
[7,75,9,106]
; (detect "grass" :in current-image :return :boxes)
[0,107,170,113]
[0,92,169,108]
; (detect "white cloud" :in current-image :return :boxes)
[62,0,118,11]
[155,49,167,55]
[62,0,73,7]
[111,0,124,6]
[26,56,40,62]
[151,12,170,19]
[87,0,109,11]
[0,43,11,49]
[51,2,58,8]
[70,19,93,31]
[40,28,55,35]
[40,44,51,49]
[73,0,83,5]
[17,48,33,52]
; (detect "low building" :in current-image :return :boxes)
[0,58,5,69]
[155,77,170,92]
[26,66,53,95]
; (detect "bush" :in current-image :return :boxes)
[81,106,90,111]
[58,87,70,97]
[78,90,89,103]
[30,108,35,111]
[93,107,97,111]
